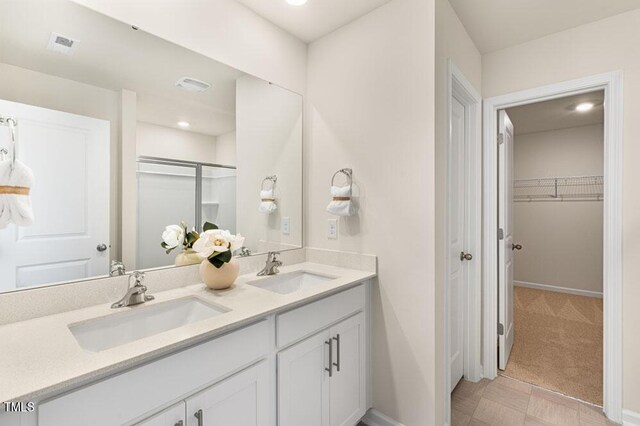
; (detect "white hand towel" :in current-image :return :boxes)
[326,185,355,216]
[0,159,35,229]
[259,189,277,214]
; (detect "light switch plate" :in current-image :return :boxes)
[327,219,338,239]
[282,217,290,235]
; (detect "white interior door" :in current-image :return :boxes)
[448,97,467,391]
[498,110,515,370]
[0,99,110,291]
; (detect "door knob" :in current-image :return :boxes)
[460,252,473,261]
[512,244,523,251]
[96,244,108,252]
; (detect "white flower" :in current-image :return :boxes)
[194,229,245,257]
[162,224,185,249]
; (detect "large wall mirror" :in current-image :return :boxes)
[0,0,303,293]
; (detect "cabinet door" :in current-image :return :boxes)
[185,361,270,426]
[329,313,366,426]
[277,330,331,426]
[136,403,185,426]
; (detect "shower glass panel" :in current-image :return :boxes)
[201,165,237,235]
[137,161,197,270]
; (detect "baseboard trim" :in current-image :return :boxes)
[623,409,640,425]
[361,409,405,426]
[514,280,603,298]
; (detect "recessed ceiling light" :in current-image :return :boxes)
[286,0,307,5]
[575,102,594,112]
[177,121,190,128]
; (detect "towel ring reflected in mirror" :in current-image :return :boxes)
[261,175,277,191]
[0,116,17,170]
[331,168,353,189]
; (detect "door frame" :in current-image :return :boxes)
[444,60,482,424]
[481,71,623,422]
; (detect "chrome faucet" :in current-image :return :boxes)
[109,260,126,276]
[257,252,282,276]
[111,271,154,309]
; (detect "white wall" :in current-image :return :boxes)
[215,130,237,166]
[71,0,307,95]
[137,121,217,164]
[306,0,436,423]
[482,8,640,413]
[513,124,603,294]
[0,62,122,261]
[236,75,302,254]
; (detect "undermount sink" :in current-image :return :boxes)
[68,297,229,352]
[247,271,337,295]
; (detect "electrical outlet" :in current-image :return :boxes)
[327,219,338,239]
[282,217,290,235]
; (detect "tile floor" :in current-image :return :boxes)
[451,376,618,426]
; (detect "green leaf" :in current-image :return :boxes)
[161,242,168,249]
[203,222,218,231]
[216,249,232,263]
[209,256,225,269]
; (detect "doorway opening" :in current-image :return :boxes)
[498,91,605,406]
[481,72,623,423]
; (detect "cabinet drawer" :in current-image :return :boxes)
[277,284,365,348]
[39,320,270,426]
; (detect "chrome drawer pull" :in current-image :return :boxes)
[333,334,341,372]
[325,339,333,377]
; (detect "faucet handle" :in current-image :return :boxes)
[128,271,145,287]
[268,251,280,262]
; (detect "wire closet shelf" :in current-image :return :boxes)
[514,175,604,202]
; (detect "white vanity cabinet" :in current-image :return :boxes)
[184,361,270,426]
[136,403,185,426]
[136,361,270,426]
[277,285,368,426]
[24,282,370,426]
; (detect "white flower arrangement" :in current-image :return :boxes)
[161,221,244,269]
[193,226,245,269]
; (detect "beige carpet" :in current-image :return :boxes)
[502,286,603,405]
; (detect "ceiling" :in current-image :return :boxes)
[235,0,392,43]
[506,91,604,135]
[0,0,244,136]
[448,0,640,53]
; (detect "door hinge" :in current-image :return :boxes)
[498,323,504,336]
[498,133,504,145]
[498,228,504,240]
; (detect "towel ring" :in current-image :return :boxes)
[261,175,277,191]
[331,168,353,188]
[0,116,17,171]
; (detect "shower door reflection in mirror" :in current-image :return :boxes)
[0,0,302,293]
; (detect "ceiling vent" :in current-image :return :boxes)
[47,32,80,56]
[176,77,211,92]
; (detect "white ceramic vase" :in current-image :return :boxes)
[199,257,240,290]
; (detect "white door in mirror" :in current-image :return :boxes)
[0,99,110,292]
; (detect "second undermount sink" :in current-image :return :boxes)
[68,297,229,352]
[247,271,337,295]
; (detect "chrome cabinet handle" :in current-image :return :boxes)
[175,421,184,426]
[97,243,108,252]
[512,244,523,251]
[333,334,341,372]
[194,409,203,426]
[460,252,473,261]
[325,339,333,377]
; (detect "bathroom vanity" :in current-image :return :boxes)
[0,256,375,426]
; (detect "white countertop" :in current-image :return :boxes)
[0,262,375,404]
